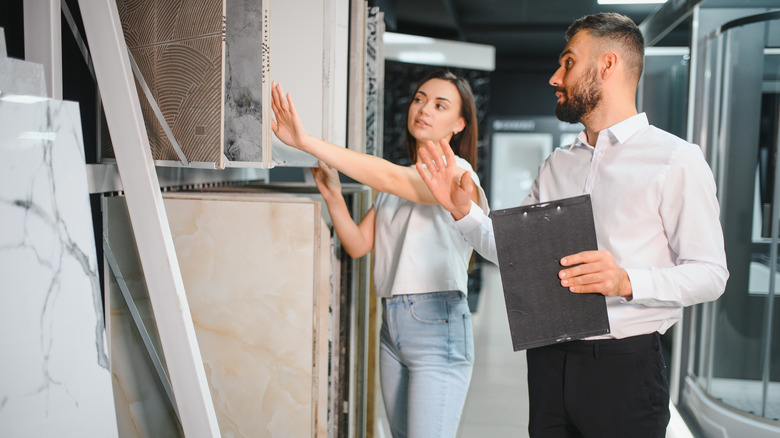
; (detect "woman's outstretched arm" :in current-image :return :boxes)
[311,160,375,258]
[271,81,438,204]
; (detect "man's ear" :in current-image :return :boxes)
[600,52,618,79]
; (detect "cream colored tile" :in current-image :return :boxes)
[106,194,330,437]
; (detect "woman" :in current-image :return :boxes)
[271,70,488,438]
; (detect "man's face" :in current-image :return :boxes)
[554,66,601,124]
[549,31,602,124]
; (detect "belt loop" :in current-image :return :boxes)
[594,342,600,360]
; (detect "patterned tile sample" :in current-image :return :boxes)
[0,96,117,436]
[109,0,345,168]
[105,192,331,437]
[114,0,228,166]
[364,7,384,157]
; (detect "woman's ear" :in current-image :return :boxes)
[455,116,466,134]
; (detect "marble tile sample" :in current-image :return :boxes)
[223,0,268,164]
[172,182,374,437]
[364,7,384,158]
[105,192,331,437]
[0,96,117,436]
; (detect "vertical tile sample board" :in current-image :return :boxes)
[181,182,374,438]
[364,6,384,158]
[104,192,330,437]
[109,0,347,169]
[0,96,117,436]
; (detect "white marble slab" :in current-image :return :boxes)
[0,96,117,436]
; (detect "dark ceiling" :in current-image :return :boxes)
[377,0,780,73]
[376,0,676,71]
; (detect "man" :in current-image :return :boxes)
[416,13,728,438]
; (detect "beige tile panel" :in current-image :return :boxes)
[105,193,330,437]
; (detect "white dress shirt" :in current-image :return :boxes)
[455,113,729,339]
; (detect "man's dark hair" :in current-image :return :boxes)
[566,13,645,82]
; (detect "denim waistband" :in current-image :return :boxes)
[544,332,660,358]
[383,290,464,304]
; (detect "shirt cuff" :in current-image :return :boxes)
[454,201,488,234]
[622,267,650,303]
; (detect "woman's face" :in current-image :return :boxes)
[407,78,466,146]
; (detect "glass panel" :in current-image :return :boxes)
[690,15,780,423]
[640,49,690,139]
[489,132,553,210]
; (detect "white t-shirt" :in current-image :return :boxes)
[372,156,488,297]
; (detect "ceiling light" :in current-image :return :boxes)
[598,0,667,4]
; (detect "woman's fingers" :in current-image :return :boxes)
[439,137,456,165]
[417,145,436,173]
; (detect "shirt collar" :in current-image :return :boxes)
[605,112,649,144]
[571,113,649,148]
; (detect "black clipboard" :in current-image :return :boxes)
[492,194,610,351]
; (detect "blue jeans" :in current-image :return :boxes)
[380,291,474,438]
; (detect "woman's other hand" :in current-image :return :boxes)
[311,160,342,201]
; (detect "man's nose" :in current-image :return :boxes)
[549,67,563,86]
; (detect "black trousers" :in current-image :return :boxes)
[526,333,670,438]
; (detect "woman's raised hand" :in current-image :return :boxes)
[311,160,343,201]
[416,138,474,220]
[270,82,310,151]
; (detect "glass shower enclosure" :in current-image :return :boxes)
[683,10,780,437]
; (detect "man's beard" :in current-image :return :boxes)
[555,69,602,124]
